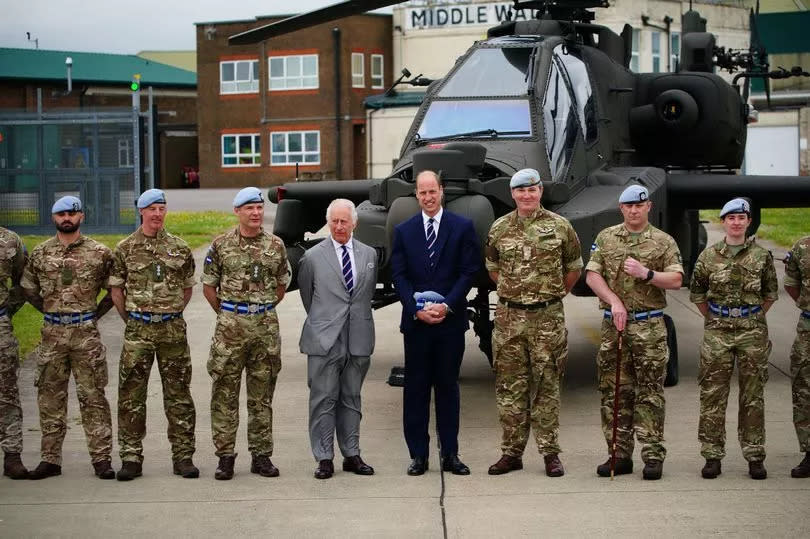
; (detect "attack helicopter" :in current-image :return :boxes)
[229,0,810,386]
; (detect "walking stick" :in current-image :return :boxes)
[610,330,623,480]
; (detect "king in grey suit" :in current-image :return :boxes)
[298,199,378,479]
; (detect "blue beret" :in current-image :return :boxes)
[619,185,649,204]
[233,187,264,207]
[52,196,82,214]
[136,189,166,209]
[510,168,542,189]
[720,198,750,218]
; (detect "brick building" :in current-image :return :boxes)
[0,47,197,188]
[195,13,392,188]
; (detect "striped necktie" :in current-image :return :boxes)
[341,245,353,294]
[426,218,436,266]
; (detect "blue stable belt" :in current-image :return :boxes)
[801,310,810,320]
[220,301,274,315]
[603,309,664,321]
[128,311,182,323]
[708,302,762,318]
[44,311,96,325]
[0,306,8,318]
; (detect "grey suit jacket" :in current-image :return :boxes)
[298,236,377,357]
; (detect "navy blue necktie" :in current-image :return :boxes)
[341,245,353,294]
[426,218,436,266]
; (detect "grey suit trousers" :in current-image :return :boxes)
[307,325,370,461]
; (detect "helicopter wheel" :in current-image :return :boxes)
[664,314,679,387]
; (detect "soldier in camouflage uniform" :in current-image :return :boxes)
[484,169,582,477]
[783,235,809,478]
[690,198,777,480]
[21,196,115,480]
[109,189,198,481]
[0,226,29,479]
[585,185,683,480]
[201,187,289,480]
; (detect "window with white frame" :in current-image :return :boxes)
[670,32,680,72]
[268,55,318,90]
[118,138,132,167]
[651,31,661,73]
[222,133,261,167]
[352,53,364,88]
[220,60,259,94]
[371,54,384,89]
[270,131,320,165]
[631,29,640,72]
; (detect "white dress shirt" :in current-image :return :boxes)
[422,207,444,238]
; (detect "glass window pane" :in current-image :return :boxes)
[288,133,302,152]
[252,61,259,80]
[253,134,260,153]
[238,135,252,153]
[438,47,533,97]
[372,55,382,75]
[303,56,317,76]
[303,76,318,88]
[270,79,285,90]
[271,155,286,164]
[221,62,234,82]
[224,156,237,165]
[304,132,318,151]
[236,81,251,92]
[287,56,301,76]
[352,53,363,73]
[223,136,235,154]
[221,81,235,93]
[271,134,286,152]
[287,77,301,89]
[288,153,303,163]
[652,32,660,54]
[270,58,284,77]
[236,61,250,81]
[304,154,319,163]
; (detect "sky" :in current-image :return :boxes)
[1,0,393,54]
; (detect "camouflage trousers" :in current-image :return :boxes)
[119,317,196,463]
[492,302,567,457]
[35,322,112,465]
[790,324,810,452]
[208,311,281,457]
[698,316,770,462]
[0,317,23,454]
[597,317,668,463]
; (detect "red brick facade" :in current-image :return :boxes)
[196,14,392,188]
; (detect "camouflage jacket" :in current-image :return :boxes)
[485,206,583,304]
[784,235,810,328]
[200,227,289,304]
[690,236,778,308]
[21,235,112,313]
[585,223,684,311]
[109,227,195,312]
[0,227,26,313]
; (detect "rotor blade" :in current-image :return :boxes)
[229,0,403,45]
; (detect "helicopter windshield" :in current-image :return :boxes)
[437,46,535,97]
[416,100,531,140]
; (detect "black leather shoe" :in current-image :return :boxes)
[407,456,428,476]
[343,455,374,475]
[701,459,722,479]
[791,452,810,478]
[28,461,61,480]
[314,459,334,479]
[93,460,115,480]
[441,455,470,475]
[488,454,523,475]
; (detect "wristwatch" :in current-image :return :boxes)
[643,269,655,282]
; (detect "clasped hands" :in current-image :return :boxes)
[416,303,448,324]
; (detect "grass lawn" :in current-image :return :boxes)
[699,207,809,248]
[11,210,236,359]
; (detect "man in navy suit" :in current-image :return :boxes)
[391,170,481,476]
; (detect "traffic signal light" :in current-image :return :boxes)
[130,73,141,92]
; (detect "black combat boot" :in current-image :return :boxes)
[251,454,279,477]
[116,461,142,481]
[3,452,28,479]
[28,461,61,480]
[791,452,810,478]
[173,458,200,478]
[748,460,767,480]
[596,457,633,477]
[642,460,663,480]
[93,459,115,479]
[215,454,236,480]
[701,459,722,479]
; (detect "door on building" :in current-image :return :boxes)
[744,125,800,175]
[353,123,366,179]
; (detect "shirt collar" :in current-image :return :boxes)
[331,236,353,251]
[422,207,443,226]
[616,223,651,238]
[718,235,755,256]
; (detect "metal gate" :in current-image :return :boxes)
[0,100,144,235]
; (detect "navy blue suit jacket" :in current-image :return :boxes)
[391,209,481,334]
